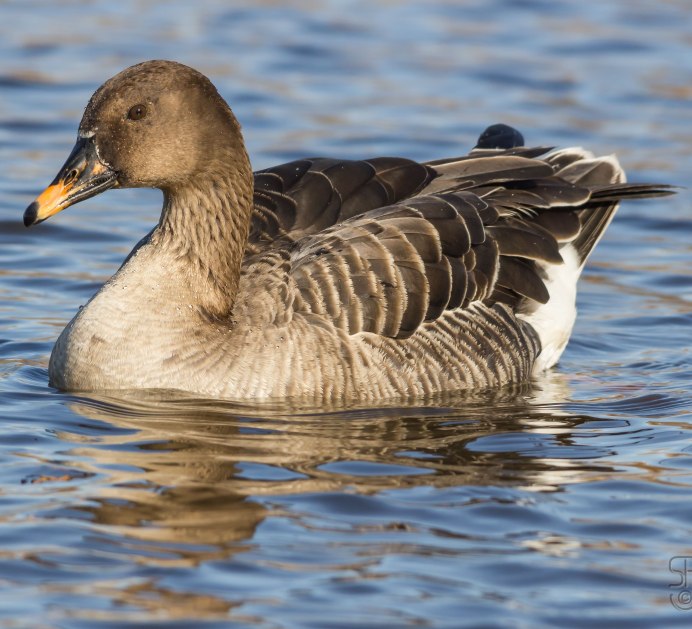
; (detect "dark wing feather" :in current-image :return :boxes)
[288,192,507,339]
[247,148,672,337]
[247,157,432,255]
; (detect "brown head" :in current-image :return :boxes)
[24,60,249,226]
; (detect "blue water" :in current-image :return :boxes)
[1,1,691,627]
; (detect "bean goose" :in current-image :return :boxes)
[24,61,672,401]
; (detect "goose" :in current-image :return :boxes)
[24,60,672,401]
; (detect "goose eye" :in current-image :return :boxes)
[127,104,147,121]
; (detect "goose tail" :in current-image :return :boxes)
[546,149,675,270]
[520,149,674,372]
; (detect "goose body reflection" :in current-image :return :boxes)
[58,374,595,550]
[25,61,672,400]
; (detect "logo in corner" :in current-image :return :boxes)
[669,556,692,611]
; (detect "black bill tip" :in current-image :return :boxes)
[23,202,39,227]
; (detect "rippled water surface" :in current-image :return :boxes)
[1,1,691,627]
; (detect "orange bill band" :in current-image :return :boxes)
[32,177,80,222]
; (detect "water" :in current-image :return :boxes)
[1,0,691,626]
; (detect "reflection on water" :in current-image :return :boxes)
[60,376,593,507]
[1,0,691,626]
[3,374,672,624]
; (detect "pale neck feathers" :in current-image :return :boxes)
[156,152,253,317]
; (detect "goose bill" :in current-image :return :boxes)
[23,137,117,227]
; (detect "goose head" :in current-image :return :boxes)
[24,60,246,227]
